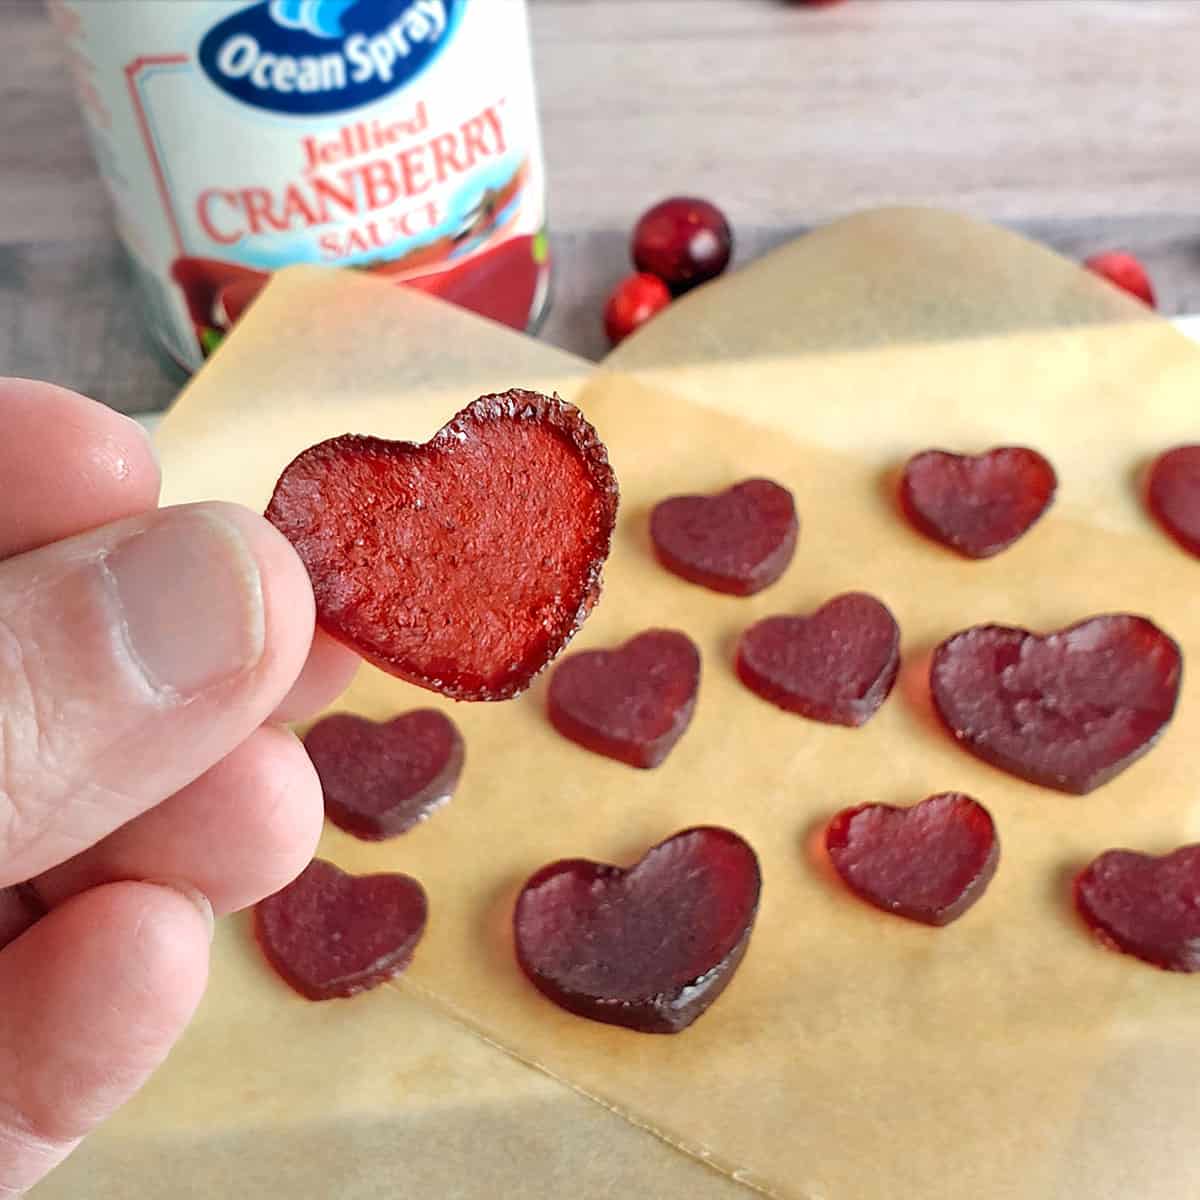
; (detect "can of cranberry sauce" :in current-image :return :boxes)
[48,0,551,371]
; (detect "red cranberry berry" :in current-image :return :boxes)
[604,272,671,345]
[632,197,733,294]
[1084,251,1156,308]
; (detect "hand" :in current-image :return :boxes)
[0,379,358,1196]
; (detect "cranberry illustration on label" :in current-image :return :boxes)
[266,390,619,701]
[900,447,1057,559]
[514,826,761,1034]
[825,793,999,926]
[736,592,901,726]
[304,710,464,841]
[1075,846,1200,972]
[930,615,1182,794]
[548,630,701,768]
[650,478,798,595]
[255,859,428,1001]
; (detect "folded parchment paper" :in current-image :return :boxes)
[36,210,1200,1200]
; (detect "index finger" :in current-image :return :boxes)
[0,378,161,559]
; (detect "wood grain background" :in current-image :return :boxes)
[3,0,1199,412]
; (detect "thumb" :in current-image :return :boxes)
[0,502,315,885]
[0,880,211,1196]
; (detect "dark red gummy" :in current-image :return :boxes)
[266,391,619,702]
[603,272,672,346]
[825,793,999,926]
[304,710,464,841]
[631,197,733,295]
[1147,444,1200,559]
[900,447,1057,559]
[1084,250,1156,308]
[930,615,1182,795]
[650,478,798,595]
[1075,845,1200,972]
[547,630,701,768]
[513,826,761,1034]
[254,858,427,1001]
[736,592,901,726]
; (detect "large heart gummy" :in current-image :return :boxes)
[900,446,1057,559]
[547,630,701,768]
[255,859,427,1001]
[650,477,798,595]
[930,615,1182,795]
[265,391,619,702]
[304,710,464,841]
[1075,845,1200,972]
[513,827,761,1034]
[735,592,901,726]
[1147,444,1200,559]
[825,793,999,926]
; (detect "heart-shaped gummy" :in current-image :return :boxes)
[304,710,464,841]
[650,478,798,595]
[735,592,901,726]
[930,615,1182,795]
[514,826,761,1034]
[825,793,999,926]
[255,858,427,1001]
[547,630,701,768]
[900,447,1057,559]
[1074,845,1200,972]
[1147,445,1200,559]
[266,391,619,702]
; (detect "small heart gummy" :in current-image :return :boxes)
[514,826,761,1034]
[736,592,901,726]
[255,859,427,1001]
[1147,445,1200,559]
[900,447,1057,559]
[266,390,619,701]
[547,629,701,768]
[304,710,464,841]
[1075,845,1200,972]
[825,793,999,926]
[930,615,1182,795]
[650,478,798,595]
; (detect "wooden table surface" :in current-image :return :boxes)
[3,0,1199,414]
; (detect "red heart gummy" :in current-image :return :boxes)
[266,391,619,702]
[825,793,999,926]
[650,478,799,595]
[513,826,761,1034]
[1075,845,1200,972]
[1084,250,1156,308]
[900,447,1057,559]
[304,710,464,841]
[547,630,701,768]
[254,858,427,1001]
[1147,444,1200,559]
[930,615,1182,795]
[735,592,901,726]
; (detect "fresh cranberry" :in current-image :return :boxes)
[1084,251,1156,308]
[631,197,733,294]
[603,272,672,345]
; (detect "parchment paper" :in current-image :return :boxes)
[36,209,1200,1199]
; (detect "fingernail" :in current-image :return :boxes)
[146,878,215,942]
[104,507,265,700]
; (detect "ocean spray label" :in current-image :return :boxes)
[198,0,465,115]
[48,0,546,369]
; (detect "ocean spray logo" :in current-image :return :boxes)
[198,0,464,115]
